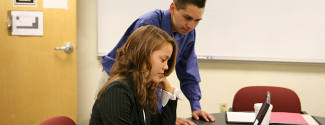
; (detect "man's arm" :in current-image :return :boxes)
[175,39,202,112]
[175,32,215,123]
[102,20,147,74]
[102,9,164,74]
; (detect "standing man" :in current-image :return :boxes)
[102,0,215,124]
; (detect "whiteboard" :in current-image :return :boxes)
[97,0,325,63]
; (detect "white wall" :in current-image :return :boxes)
[77,0,101,124]
[77,0,325,125]
[97,0,325,63]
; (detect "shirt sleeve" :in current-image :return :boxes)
[92,83,133,125]
[161,88,184,107]
[176,31,202,111]
[102,19,148,74]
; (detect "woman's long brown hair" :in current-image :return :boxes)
[97,25,177,114]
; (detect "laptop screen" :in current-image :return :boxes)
[253,91,271,125]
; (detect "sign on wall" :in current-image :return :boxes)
[14,0,37,7]
[11,11,43,36]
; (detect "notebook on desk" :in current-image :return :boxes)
[270,112,308,124]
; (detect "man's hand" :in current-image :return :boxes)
[176,118,196,125]
[192,110,215,122]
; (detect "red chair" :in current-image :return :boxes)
[39,116,76,125]
[232,86,302,113]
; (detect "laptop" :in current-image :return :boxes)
[226,91,272,125]
[253,91,271,125]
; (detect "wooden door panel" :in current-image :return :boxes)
[0,0,77,124]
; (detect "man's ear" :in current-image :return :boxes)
[169,2,176,15]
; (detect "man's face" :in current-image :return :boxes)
[170,3,204,35]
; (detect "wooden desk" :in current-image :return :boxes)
[189,113,325,125]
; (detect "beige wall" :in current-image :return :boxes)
[77,0,325,124]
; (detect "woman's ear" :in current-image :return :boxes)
[141,61,151,72]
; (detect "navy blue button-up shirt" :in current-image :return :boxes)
[102,9,202,111]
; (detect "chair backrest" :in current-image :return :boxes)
[232,86,301,113]
[39,116,76,125]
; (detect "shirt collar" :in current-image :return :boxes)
[161,9,189,38]
[161,9,174,37]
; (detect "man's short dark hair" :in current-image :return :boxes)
[173,0,206,9]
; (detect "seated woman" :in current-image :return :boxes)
[90,25,182,125]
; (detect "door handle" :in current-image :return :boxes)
[54,42,73,54]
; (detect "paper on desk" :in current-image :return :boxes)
[226,112,255,123]
[227,111,316,125]
[270,112,308,125]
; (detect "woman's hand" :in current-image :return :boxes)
[147,78,174,93]
[158,78,174,94]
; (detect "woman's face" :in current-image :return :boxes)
[150,42,173,83]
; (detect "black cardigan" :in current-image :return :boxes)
[90,79,177,125]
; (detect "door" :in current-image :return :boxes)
[0,0,77,124]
